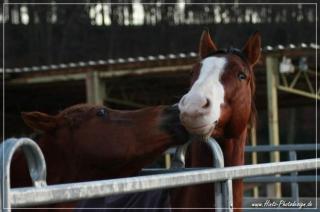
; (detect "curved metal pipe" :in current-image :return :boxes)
[0,138,47,212]
[172,137,232,211]
[205,138,224,212]
[171,141,191,169]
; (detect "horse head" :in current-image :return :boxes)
[20,104,189,181]
[178,30,261,139]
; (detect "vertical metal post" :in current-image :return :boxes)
[226,179,233,211]
[173,138,232,211]
[171,142,190,169]
[266,56,282,198]
[206,138,233,212]
[289,151,299,202]
[85,71,106,105]
[287,109,296,144]
[206,138,224,212]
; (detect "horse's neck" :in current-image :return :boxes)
[39,137,69,184]
[104,130,177,178]
[10,137,65,188]
[187,129,247,167]
[177,129,248,210]
[218,129,247,167]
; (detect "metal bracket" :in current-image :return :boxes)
[171,141,191,169]
[0,138,47,212]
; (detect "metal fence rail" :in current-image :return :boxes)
[10,159,319,207]
[244,143,318,202]
[1,138,319,211]
[244,175,318,183]
[245,144,319,152]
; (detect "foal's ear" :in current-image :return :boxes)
[21,112,57,133]
[199,30,218,59]
[242,31,261,66]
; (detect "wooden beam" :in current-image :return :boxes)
[7,65,192,85]
[278,86,320,100]
[165,154,171,169]
[266,56,282,198]
[8,73,86,85]
[250,126,259,198]
[85,72,106,105]
[98,65,192,78]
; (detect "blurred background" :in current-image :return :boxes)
[1,0,319,204]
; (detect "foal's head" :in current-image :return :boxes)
[179,31,261,138]
[21,104,188,180]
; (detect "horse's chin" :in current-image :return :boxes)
[183,123,215,138]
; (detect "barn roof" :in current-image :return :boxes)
[2,43,318,75]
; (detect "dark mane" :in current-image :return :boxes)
[206,47,248,63]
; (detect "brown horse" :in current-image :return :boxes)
[11,104,189,210]
[171,30,261,210]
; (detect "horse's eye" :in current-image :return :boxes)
[238,72,247,80]
[96,108,107,117]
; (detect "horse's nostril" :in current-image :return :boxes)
[203,98,210,108]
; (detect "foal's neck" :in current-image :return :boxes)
[187,129,247,167]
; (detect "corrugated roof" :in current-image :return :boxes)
[2,43,318,74]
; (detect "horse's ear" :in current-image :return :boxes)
[199,30,218,59]
[242,31,261,66]
[21,112,57,133]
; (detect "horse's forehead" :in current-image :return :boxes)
[200,54,248,76]
[226,54,248,68]
[201,56,227,70]
[197,56,227,82]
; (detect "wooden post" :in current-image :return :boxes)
[266,56,282,198]
[165,154,171,169]
[85,71,106,105]
[250,126,259,198]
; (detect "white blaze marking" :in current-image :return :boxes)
[187,56,226,123]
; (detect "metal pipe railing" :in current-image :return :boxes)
[0,138,47,212]
[168,143,318,201]
[171,137,231,211]
[205,138,232,212]
[244,143,318,201]
[10,159,318,208]
[1,138,319,211]
[244,144,319,152]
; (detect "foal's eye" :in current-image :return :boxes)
[96,108,107,117]
[238,72,247,80]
